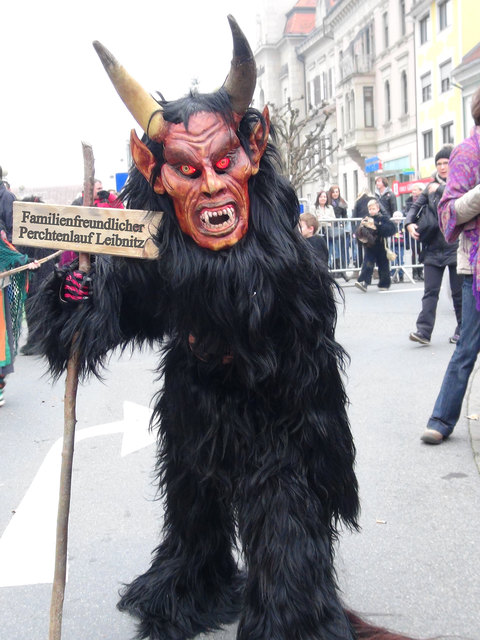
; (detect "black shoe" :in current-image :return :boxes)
[355,281,367,292]
[420,428,444,444]
[409,331,430,345]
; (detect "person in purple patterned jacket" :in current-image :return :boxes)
[421,87,480,444]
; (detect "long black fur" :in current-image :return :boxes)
[31,90,404,640]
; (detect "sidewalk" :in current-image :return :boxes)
[466,363,480,472]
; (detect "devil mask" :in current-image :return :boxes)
[93,16,269,250]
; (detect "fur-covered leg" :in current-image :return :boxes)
[236,466,355,640]
[118,458,243,639]
[118,349,245,639]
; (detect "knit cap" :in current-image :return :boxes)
[434,145,453,164]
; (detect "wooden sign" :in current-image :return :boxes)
[12,201,162,259]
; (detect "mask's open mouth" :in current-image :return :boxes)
[199,205,238,236]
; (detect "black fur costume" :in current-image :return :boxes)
[32,33,417,640]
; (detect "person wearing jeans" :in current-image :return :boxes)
[424,277,480,442]
[405,145,462,345]
[421,88,480,444]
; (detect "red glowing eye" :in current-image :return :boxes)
[215,157,231,170]
[180,164,197,176]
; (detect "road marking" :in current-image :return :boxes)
[0,401,154,587]
[378,287,424,293]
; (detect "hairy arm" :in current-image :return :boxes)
[30,256,167,379]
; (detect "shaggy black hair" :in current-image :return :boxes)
[31,95,416,640]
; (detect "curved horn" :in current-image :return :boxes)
[223,15,257,116]
[92,41,167,142]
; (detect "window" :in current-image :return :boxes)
[343,173,348,202]
[341,106,345,137]
[313,75,321,105]
[399,0,406,36]
[421,72,432,102]
[442,121,454,144]
[423,130,433,158]
[324,134,333,164]
[259,88,265,109]
[383,12,389,49]
[350,90,356,130]
[353,169,359,198]
[440,59,452,93]
[346,91,355,131]
[328,69,333,99]
[364,86,374,127]
[401,71,408,115]
[322,72,328,100]
[419,14,430,44]
[385,81,391,122]
[438,0,451,31]
[361,22,375,58]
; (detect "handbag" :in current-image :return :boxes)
[356,217,377,247]
[384,240,396,261]
[415,202,439,243]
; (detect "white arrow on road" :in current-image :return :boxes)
[0,401,154,588]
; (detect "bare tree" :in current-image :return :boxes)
[268,97,340,192]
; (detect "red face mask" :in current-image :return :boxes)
[130,108,270,251]
[160,113,253,250]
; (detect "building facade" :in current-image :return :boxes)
[411,0,480,178]
[254,0,480,212]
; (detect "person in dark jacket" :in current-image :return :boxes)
[299,213,329,265]
[352,188,379,269]
[402,183,424,280]
[405,145,462,345]
[327,184,349,279]
[375,177,397,218]
[354,199,396,292]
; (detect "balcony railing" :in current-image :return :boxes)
[340,54,375,81]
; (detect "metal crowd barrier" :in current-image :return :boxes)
[318,216,424,284]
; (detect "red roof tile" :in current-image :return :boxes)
[284,13,316,34]
[293,0,316,6]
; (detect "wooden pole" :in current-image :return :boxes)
[48,143,94,640]
[0,250,63,280]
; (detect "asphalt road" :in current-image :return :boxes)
[1,280,479,640]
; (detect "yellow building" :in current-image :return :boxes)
[411,0,480,178]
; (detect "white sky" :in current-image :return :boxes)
[1,0,260,191]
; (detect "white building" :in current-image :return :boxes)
[254,0,418,211]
